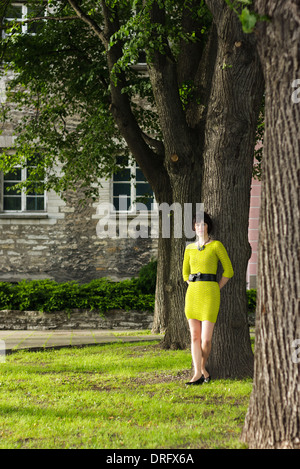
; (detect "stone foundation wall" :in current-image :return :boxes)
[0,309,154,331]
[0,72,158,284]
[0,186,158,284]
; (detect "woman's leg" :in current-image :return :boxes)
[188,319,202,381]
[201,320,215,378]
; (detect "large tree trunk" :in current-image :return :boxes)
[146,1,204,349]
[152,233,171,334]
[242,0,300,448]
[151,2,264,364]
[76,1,264,363]
[200,2,264,378]
[161,171,203,349]
[151,148,204,349]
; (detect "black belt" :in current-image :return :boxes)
[189,273,217,282]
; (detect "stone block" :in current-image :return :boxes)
[0,309,154,331]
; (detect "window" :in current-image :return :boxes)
[2,161,45,212]
[112,157,154,212]
[2,2,44,36]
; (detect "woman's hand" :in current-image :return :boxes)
[218,276,229,290]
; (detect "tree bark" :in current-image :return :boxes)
[241,0,300,448]
[201,2,264,378]
[145,1,204,348]
[69,1,264,365]
[146,1,264,360]
[160,174,202,349]
[150,153,203,349]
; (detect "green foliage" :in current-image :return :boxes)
[134,257,157,294]
[246,288,256,313]
[0,276,155,313]
[239,5,258,33]
[0,0,132,199]
[225,0,270,34]
[0,265,256,314]
[0,0,213,200]
[0,281,14,310]
[109,0,211,79]
[0,0,264,200]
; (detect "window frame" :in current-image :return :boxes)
[2,2,44,37]
[111,158,156,214]
[1,164,46,214]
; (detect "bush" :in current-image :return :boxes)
[0,277,155,313]
[0,264,256,315]
[246,288,257,313]
[0,282,15,310]
[135,258,157,294]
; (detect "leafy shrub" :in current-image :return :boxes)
[0,282,15,310]
[135,258,157,294]
[0,266,256,315]
[0,277,154,313]
[246,289,257,313]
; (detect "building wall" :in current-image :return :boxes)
[0,176,261,287]
[0,73,261,287]
[0,71,157,283]
[0,179,157,283]
[0,189,158,284]
[247,177,261,289]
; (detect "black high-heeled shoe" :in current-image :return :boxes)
[185,375,204,385]
[203,375,211,383]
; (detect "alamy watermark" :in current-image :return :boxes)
[291,79,300,103]
[291,339,300,364]
[0,340,6,364]
[96,199,204,240]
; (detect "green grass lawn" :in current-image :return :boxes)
[0,340,252,449]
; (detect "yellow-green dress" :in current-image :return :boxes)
[182,240,234,323]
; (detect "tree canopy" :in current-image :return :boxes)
[0,0,215,198]
[0,1,264,361]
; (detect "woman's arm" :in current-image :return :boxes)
[182,247,191,283]
[219,276,230,289]
[214,242,234,288]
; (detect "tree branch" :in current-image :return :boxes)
[20,16,79,23]
[58,0,167,191]
[185,22,218,129]
[141,132,165,157]
[100,0,166,191]
[146,1,194,160]
[67,0,108,48]
[177,0,207,85]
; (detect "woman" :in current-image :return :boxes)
[182,212,234,385]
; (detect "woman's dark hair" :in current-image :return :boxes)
[204,212,213,234]
[193,211,213,234]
